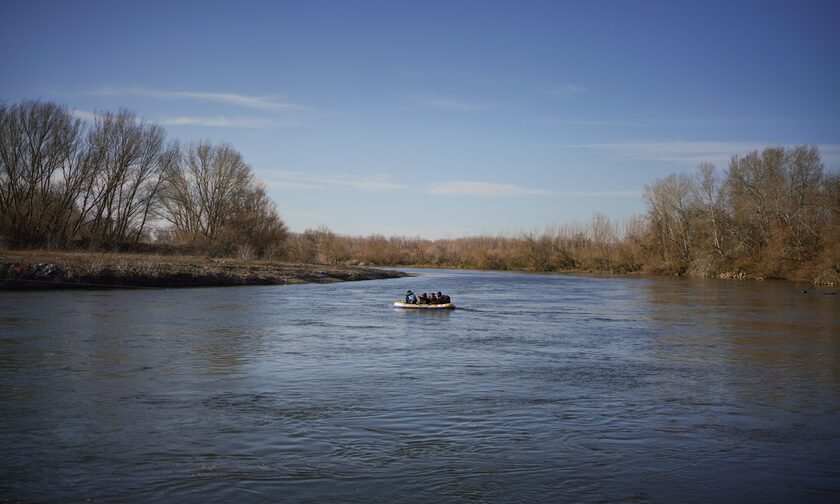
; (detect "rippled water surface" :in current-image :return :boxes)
[1,269,839,502]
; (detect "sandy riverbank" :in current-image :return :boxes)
[0,250,407,289]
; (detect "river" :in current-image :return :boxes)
[1,269,839,503]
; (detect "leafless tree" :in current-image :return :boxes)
[643,173,695,267]
[691,162,728,260]
[159,141,287,256]
[224,182,288,258]
[726,146,827,266]
[77,110,177,245]
[159,142,250,243]
[783,145,823,259]
[0,101,86,246]
[590,213,617,267]
[725,147,792,262]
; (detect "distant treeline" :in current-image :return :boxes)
[2,100,839,283]
[0,100,286,257]
[283,146,839,283]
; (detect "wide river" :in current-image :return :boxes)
[1,269,839,503]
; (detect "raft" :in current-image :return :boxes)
[394,301,455,310]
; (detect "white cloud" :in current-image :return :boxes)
[536,118,637,126]
[281,210,335,223]
[546,83,589,97]
[427,181,552,196]
[421,99,484,111]
[264,171,405,192]
[87,86,304,111]
[557,141,840,166]
[71,110,288,129]
[70,109,98,121]
[564,189,642,197]
[159,115,290,129]
[425,180,639,198]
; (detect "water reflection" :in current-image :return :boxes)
[642,277,840,398]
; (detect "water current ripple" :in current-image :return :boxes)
[1,269,839,502]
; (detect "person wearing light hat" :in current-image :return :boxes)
[405,290,417,304]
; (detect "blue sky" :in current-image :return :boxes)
[3,0,839,238]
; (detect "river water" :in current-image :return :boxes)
[1,269,839,503]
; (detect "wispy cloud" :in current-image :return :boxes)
[535,118,638,127]
[819,145,840,165]
[71,110,290,129]
[557,140,840,165]
[70,109,98,122]
[427,181,552,196]
[264,171,405,192]
[536,117,840,129]
[280,210,336,223]
[87,86,304,111]
[421,98,484,111]
[426,180,639,198]
[546,83,589,98]
[160,115,295,129]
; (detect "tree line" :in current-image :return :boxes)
[0,100,287,256]
[283,219,644,274]
[3,100,838,282]
[282,146,838,283]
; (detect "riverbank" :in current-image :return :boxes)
[0,250,407,289]
[383,261,840,287]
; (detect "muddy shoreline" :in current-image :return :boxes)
[0,251,407,290]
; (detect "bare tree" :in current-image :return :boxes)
[691,162,728,260]
[783,145,823,260]
[643,173,695,267]
[726,147,790,261]
[0,101,84,247]
[590,213,616,267]
[726,146,826,267]
[159,141,287,256]
[819,172,840,272]
[77,110,176,245]
[159,142,249,243]
[224,182,288,258]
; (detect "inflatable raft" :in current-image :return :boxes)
[394,301,455,310]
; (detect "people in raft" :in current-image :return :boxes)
[405,290,451,304]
